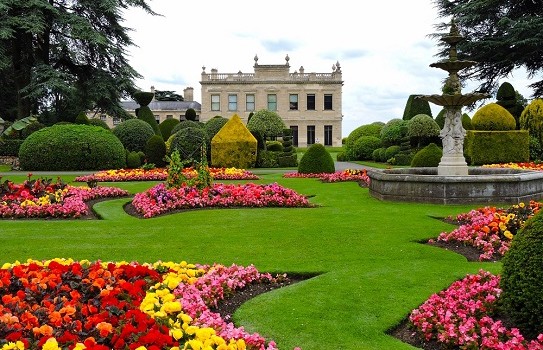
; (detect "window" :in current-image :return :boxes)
[324,125,333,146]
[228,94,237,111]
[307,94,315,110]
[267,94,277,111]
[324,94,333,110]
[211,94,220,111]
[246,94,255,111]
[166,115,173,119]
[290,126,299,147]
[112,117,121,126]
[100,114,107,121]
[307,125,315,145]
[154,115,160,124]
[289,94,298,110]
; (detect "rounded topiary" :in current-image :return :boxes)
[497,82,516,101]
[519,98,543,142]
[372,148,382,162]
[529,135,543,161]
[74,112,90,125]
[378,148,387,162]
[298,143,335,174]
[171,120,204,135]
[410,143,442,167]
[88,118,111,130]
[380,119,408,146]
[471,103,516,131]
[385,145,401,160]
[133,91,154,106]
[266,141,283,152]
[500,210,543,339]
[185,108,197,121]
[113,118,155,152]
[407,114,441,148]
[435,109,446,128]
[145,134,167,167]
[159,118,180,140]
[170,126,208,163]
[137,106,161,136]
[246,109,286,139]
[462,113,472,130]
[19,124,126,170]
[348,136,382,160]
[346,122,385,147]
[204,116,228,141]
[126,151,142,169]
[402,94,433,120]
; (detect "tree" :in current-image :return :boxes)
[246,109,286,140]
[154,90,184,101]
[432,0,543,98]
[0,0,157,122]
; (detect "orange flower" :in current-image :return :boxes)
[33,324,53,337]
[96,321,113,337]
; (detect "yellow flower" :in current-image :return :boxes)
[504,231,514,240]
[171,328,184,340]
[42,338,61,350]
[1,341,25,350]
[73,344,86,350]
[519,202,526,208]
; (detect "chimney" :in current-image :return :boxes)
[150,85,156,100]
[184,87,194,102]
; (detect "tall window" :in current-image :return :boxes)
[113,117,121,126]
[290,126,299,147]
[228,94,237,111]
[267,94,277,111]
[211,94,220,111]
[307,94,315,110]
[324,94,333,110]
[154,115,160,124]
[324,125,333,146]
[246,94,255,111]
[307,125,315,145]
[289,94,298,110]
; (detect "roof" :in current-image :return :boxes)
[121,100,201,111]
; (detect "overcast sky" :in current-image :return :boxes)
[123,0,534,137]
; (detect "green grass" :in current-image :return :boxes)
[0,173,503,349]
[0,164,11,172]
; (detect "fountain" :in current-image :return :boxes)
[367,20,543,204]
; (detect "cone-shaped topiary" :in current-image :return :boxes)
[74,111,90,125]
[158,118,180,140]
[519,98,543,144]
[402,94,433,120]
[145,134,167,167]
[500,210,543,339]
[137,106,161,136]
[471,103,516,131]
[410,143,442,167]
[298,143,335,174]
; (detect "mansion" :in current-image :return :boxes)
[96,55,344,147]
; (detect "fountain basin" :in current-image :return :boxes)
[367,167,543,205]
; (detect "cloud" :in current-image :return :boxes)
[261,39,300,53]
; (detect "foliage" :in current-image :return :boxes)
[348,136,382,161]
[145,134,167,167]
[380,118,408,146]
[0,139,23,156]
[519,99,543,145]
[137,106,161,136]
[501,210,543,339]
[411,143,443,167]
[18,124,126,170]
[385,145,401,161]
[496,82,528,127]
[529,135,543,161]
[471,103,517,131]
[204,116,228,141]
[278,128,298,167]
[246,109,286,139]
[171,120,204,135]
[165,149,212,191]
[465,130,530,165]
[170,127,209,163]
[153,90,183,101]
[133,91,155,107]
[74,111,90,125]
[88,118,111,130]
[1,115,38,139]
[432,1,543,97]
[346,122,384,148]
[185,108,197,121]
[462,113,472,130]
[266,141,283,152]
[0,1,156,121]
[435,109,446,128]
[210,114,257,169]
[298,143,335,174]
[402,95,433,120]
[407,114,441,147]
[126,150,142,169]
[158,118,180,140]
[112,118,155,153]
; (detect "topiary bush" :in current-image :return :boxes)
[266,141,283,152]
[348,136,382,160]
[497,81,526,128]
[159,118,180,140]
[137,106,161,136]
[171,120,204,135]
[88,118,111,130]
[410,143,442,167]
[380,118,408,147]
[126,151,142,169]
[74,112,90,125]
[402,94,433,120]
[19,124,126,170]
[529,135,543,161]
[346,122,385,147]
[407,114,441,148]
[462,113,472,130]
[145,134,167,167]
[20,121,46,139]
[204,116,228,141]
[500,210,543,339]
[185,108,197,121]
[113,118,155,152]
[519,98,543,145]
[210,114,257,169]
[435,109,446,128]
[298,143,335,174]
[385,145,401,161]
[471,103,517,131]
[246,109,286,140]
[170,126,209,163]
[133,91,154,106]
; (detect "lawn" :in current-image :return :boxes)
[0,172,502,349]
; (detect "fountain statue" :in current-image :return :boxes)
[418,19,489,176]
[365,19,543,204]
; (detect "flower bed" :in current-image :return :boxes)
[409,270,543,349]
[483,162,543,171]
[430,201,540,261]
[0,176,129,219]
[75,167,259,183]
[132,182,313,218]
[283,169,370,186]
[0,259,295,350]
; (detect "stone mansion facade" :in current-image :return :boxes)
[94,55,343,147]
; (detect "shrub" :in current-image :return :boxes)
[471,103,516,131]
[392,152,413,166]
[171,120,204,135]
[500,210,543,339]
[410,143,442,167]
[185,108,197,121]
[464,130,529,165]
[88,118,111,130]
[266,141,283,152]
[133,91,154,106]
[74,111,90,125]
[210,114,257,169]
[145,134,167,167]
[257,150,279,168]
[298,143,335,174]
[113,118,155,152]
[246,109,286,140]
[0,139,24,156]
[462,113,472,130]
[126,151,142,168]
[20,121,46,139]
[349,136,382,160]
[278,128,297,167]
[529,135,543,161]
[137,106,161,136]
[385,145,401,160]
[380,119,408,146]
[170,126,208,163]
[19,124,126,170]
[159,118,180,140]
[372,148,382,162]
[435,109,446,128]
[519,98,543,144]
[402,94,432,120]
[346,122,384,147]
[407,114,440,147]
[497,81,526,127]
[204,116,228,141]
[378,148,387,162]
